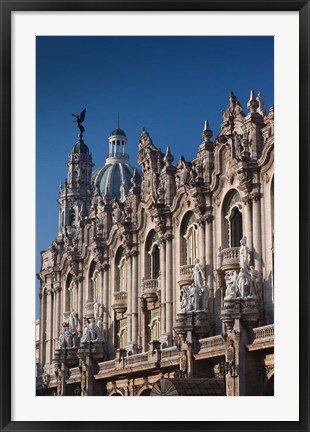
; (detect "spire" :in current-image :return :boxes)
[164,146,174,166]
[202,120,213,143]
[247,89,259,114]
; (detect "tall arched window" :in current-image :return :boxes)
[89,261,99,302]
[223,190,243,248]
[181,212,198,265]
[65,273,76,312]
[146,231,160,279]
[69,208,76,226]
[115,247,127,292]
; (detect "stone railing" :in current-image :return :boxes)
[221,247,240,268]
[97,360,115,374]
[142,279,159,303]
[161,346,179,360]
[199,335,224,351]
[252,324,274,342]
[113,291,128,301]
[124,353,149,367]
[180,264,194,276]
[67,367,80,383]
[142,279,159,292]
[111,291,128,314]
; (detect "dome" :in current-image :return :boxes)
[110,127,127,137]
[92,159,141,201]
[71,138,89,155]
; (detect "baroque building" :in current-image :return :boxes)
[37,90,274,396]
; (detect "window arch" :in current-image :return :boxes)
[149,316,160,341]
[65,273,76,312]
[89,261,99,302]
[69,208,76,226]
[115,247,127,292]
[181,212,198,265]
[146,231,160,279]
[118,326,128,348]
[223,190,243,248]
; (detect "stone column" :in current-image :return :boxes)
[55,287,61,341]
[159,238,166,337]
[126,253,132,346]
[77,275,84,335]
[39,290,46,372]
[45,286,53,365]
[102,264,110,337]
[131,250,139,346]
[165,234,173,344]
[205,215,214,297]
[252,190,262,274]
[243,194,253,249]
[198,218,206,264]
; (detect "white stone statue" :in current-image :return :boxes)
[180,286,190,313]
[236,268,250,298]
[193,258,205,291]
[248,266,259,297]
[239,236,251,270]
[190,283,200,311]
[89,319,97,341]
[96,317,104,342]
[93,300,99,322]
[58,329,66,349]
[224,270,238,299]
[200,282,208,310]
[65,328,73,348]
[81,319,91,343]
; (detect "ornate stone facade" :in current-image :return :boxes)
[37,90,274,396]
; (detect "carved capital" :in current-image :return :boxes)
[74,275,84,283]
[251,191,262,201]
[242,194,252,205]
[164,233,173,242]
[101,263,110,272]
[206,214,214,224]
[130,249,139,258]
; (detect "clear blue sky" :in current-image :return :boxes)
[36,36,274,317]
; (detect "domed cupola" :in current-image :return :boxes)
[92,120,141,202]
[71,137,90,155]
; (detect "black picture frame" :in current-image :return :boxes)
[1,1,308,431]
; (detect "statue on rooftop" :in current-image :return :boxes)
[72,108,86,138]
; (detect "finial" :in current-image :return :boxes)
[247,90,259,114]
[164,146,174,166]
[202,120,213,142]
[117,112,120,129]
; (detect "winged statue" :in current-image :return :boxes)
[72,108,86,138]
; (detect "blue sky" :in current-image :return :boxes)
[36,36,274,316]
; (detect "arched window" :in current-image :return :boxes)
[89,261,99,302]
[115,247,127,292]
[69,208,76,226]
[146,231,160,279]
[116,318,128,348]
[223,190,243,248]
[181,212,198,265]
[65,273,76,312]
[149,316,160,341]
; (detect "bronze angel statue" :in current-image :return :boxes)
[72,108,86,138]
